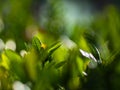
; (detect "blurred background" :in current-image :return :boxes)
[0,0,120,90]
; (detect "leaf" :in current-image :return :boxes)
[83,31,96,45]
[5,50,22,62]
[89,45,102,64]
[94,47,102,63]
[83,31,102,63]
[48,41,60,49]
[0,53,10,70]
[24,42,30,51]
[43,42,61,63]
[55,61,66,68]
[24,48,38,82]
[4,50,26,81]
[32,36,42,52]
[48,42,61,54]
[44,61,56,69]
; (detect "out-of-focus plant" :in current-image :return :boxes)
[0,0,120,89]
[0,36,102,90]
[0,0,35,52]
[80,5,120,90]
[39,0,66,37]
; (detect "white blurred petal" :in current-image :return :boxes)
[5,40,16,51]
[82,71,87,76]
[80,49,90,58]
[13,81,31,90]
[13,81,25,90]
[20,50,27,57]
[79,49,97,62]
[24,84,31,90]
[60,36,76,49]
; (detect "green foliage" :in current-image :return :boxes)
[0,0,120,90]
[0,36,100,90]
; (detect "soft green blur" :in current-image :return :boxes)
[0,0,120,90]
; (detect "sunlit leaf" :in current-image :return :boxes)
[24,48,38,82]
[55,61,66,69]
[4,50,26,81]
[32,36,42,52]
[0,53,10,70]
[48,42,61,54]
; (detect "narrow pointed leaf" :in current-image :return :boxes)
[32,36,41,52]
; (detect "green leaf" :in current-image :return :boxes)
[24,48,38,82]
[42,42,61,64]
[55,61,66,68]
[48,42,61,54]
[24,42,30,51]
[48,41,60,49]
[32,36,42,52]
[5,50,22,62]
[89,45,102,63]
[4,50,26,81]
